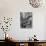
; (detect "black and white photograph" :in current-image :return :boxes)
[20,12,32,28]
[29,0,42,8]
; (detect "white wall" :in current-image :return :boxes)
[0,0,46,40]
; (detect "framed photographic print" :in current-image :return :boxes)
[29,0,43,8]
[20,12,32,28]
